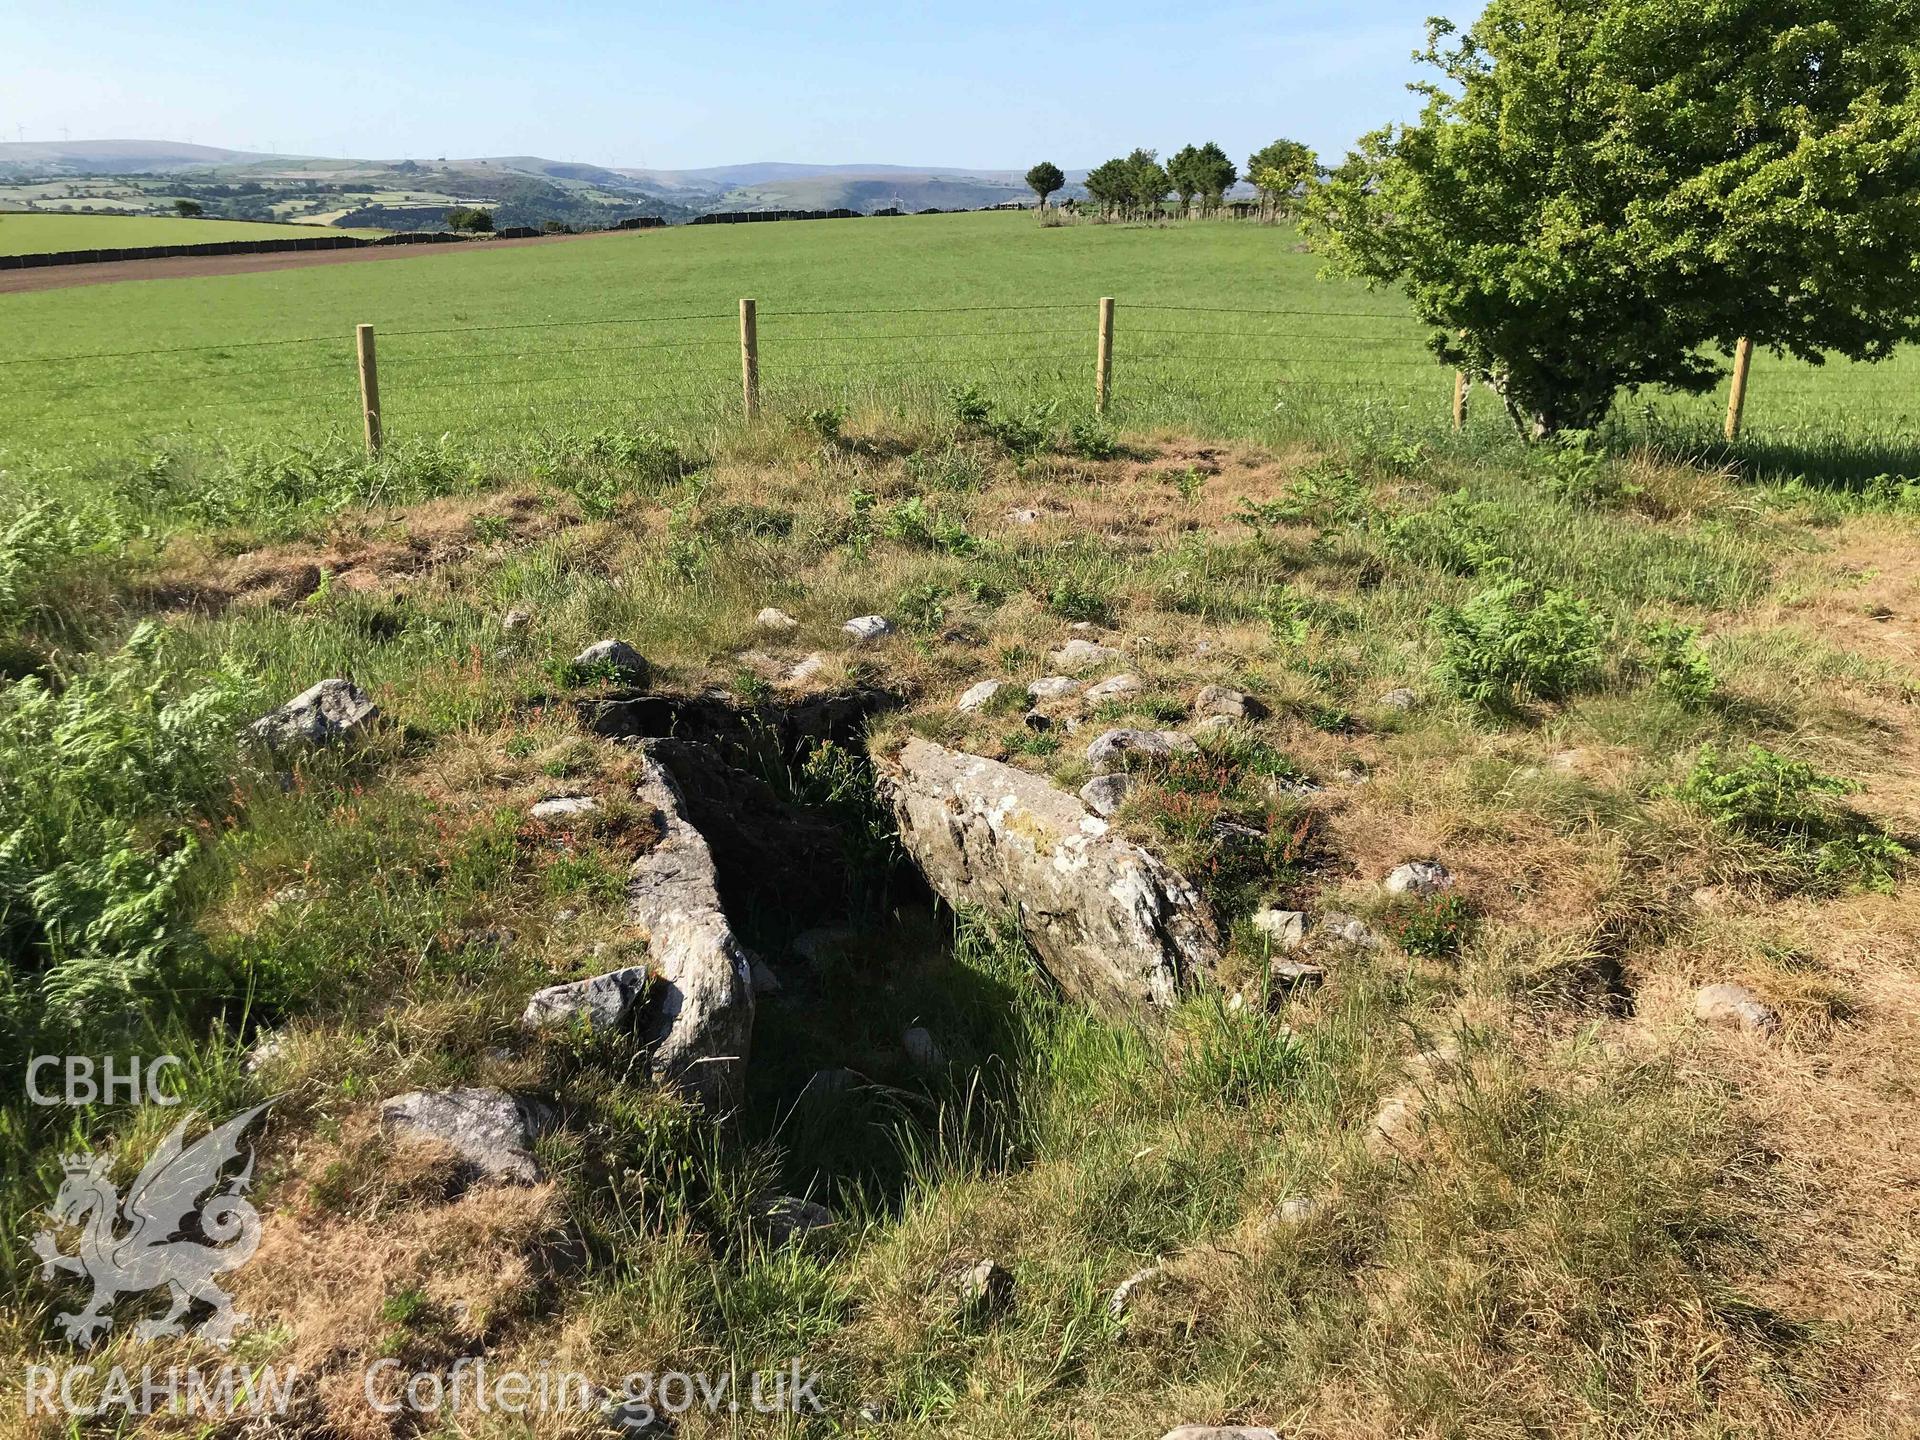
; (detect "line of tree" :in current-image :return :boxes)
[1025,138,1320,222]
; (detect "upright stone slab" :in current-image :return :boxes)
[879,739,1222,1013]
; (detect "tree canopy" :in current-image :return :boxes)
[1305,0,1920,436]
[1025,161,1065,211]
[1246,138,1316,210]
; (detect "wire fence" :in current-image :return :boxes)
[8,297,1918,456]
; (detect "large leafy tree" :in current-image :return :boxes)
[1083,158,1130,218]
[1025,161,1065,214]
[1169,145,1202,216]
[1306,0,1920,437]
[1191,141,1237,211]
[1126,148,1170,218]
[1247,138,1317,215]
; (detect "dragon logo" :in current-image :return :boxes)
[32,1103,273,1348]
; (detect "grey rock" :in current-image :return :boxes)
[1318,912,1380,950]
[1079,772,1133,818]
[1084,672,1144,704]
[1694,982,1779,1035]
[1050,637,1123,670]
[501,608,532,632]
[249,678,379,750]
[902,1026,945,1071]
[1160,1428,1281,1440]
[1268,775,1325,798]
[530,795,600,822]
[243,1032,285,1075]
[1028,674,1083,701]
[1276,1194,1320,1225]
[1377,687,1419,711]
[380,1088,554,1186]
[553,907,579,924]
[784,652,826,686]
[572,639,650,685]
[1023,708,1052,732]
[1192,684,1268,721]
[1250,908,1308,950]
[520,966,650,1033]
[951,1258,1015,1316]
[627,753,755,1112]
[1384,861,1452,897]
[1190,714,1239,738]
[756,1195,834,1245]
[1268,957,1326,990]
[956,679,1004,713]
[1107,1264,1161,1319]
[756,606,799,635]
[1085,727,1195,774]
[749,955,784,995]
[842,614,894,643]
[801,1067,859,1100]
[880,740,1222,1013]
[1007,507,1041,526]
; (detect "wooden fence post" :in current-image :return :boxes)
[1724,336,1753,443]
[355,323,382,456]
[1452,370,1469,433]
[1095,296,1115,415]
[739,298,759,420]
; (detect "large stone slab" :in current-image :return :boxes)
[628,753,755,1112]
[380,1088,554,1186]
[879,739,1222,1013]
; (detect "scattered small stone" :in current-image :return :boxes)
[1191,714,1239,738]
[902,1026,946,1071]
[749,956,784,996]
[1079,773,1132,818]
[1160,1427,1281,1440]
[1268,775,1324,798]
[1107,1264,1161,1319]
[1268,957,1326,990]
[1083,672,1143,704]
[1050,637,1123,670]
[572,639,650,685]
[264,884,310,912]
[785,652,826,686]
[950,1258,1015,1317]
[529,795,600,822]
[1085,727,1195,774]
[756,606,799,635]
[248,678,379,750]
[380,1088,554,1186]
[553,907,579,924]
[1275,1194,1320,1225]
[1028,675,1083,701]
[1694,982,1779,1035]
[520,966,649,1033]
[842,615,894,643]
[1007,507,1041,526]
[791,927,855,964]
[1384,861,1452,897]
[1023,708,1052,732]
[242,1032,285,1074]
[1317,912,1380,950]
[956,679,1004,713]
[1377,687,1419,711]
[1250,909,1308,950]
[501,608,532,632]
[1367,1094,1421,1157]
[756,1195,834,1245]
[1068,621,1099,635]
[1192,684,1268,720]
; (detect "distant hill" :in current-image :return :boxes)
[0,139,277,176]
[0,142,1090,219]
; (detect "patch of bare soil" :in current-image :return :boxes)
[152,490,570,614]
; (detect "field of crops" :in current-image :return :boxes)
[4,212,1917,477]
[0,210,378,255]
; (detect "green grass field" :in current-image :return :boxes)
[5,213,1915,487]
[0,210,380,255]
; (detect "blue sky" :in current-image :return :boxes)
[9,1,1475,170]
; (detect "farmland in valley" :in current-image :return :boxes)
[0,209,382,255]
